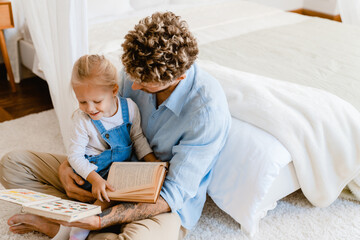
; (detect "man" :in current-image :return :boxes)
[0,11,231,239]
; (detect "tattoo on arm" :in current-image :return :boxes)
[99,197,170,228]
[121,203,136,210]
[99,207,112,218]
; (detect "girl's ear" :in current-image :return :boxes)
[113,84,119,96]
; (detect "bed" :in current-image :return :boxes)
[15,0,360,237]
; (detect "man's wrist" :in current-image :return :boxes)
[98,197,171,228]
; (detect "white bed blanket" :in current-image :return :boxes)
[89,0,307,55]
[199,18,360,111]
[199,60,360,207]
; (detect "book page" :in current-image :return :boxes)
[23,199,101,222]
[0,189,59,206]
[108,162,162,193]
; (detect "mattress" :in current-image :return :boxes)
[19,40,35,72]
[18,39,45,80]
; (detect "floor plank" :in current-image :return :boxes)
[0,64,53,123]
[0,107,12,122]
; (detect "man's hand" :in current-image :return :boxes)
[49,215,101,230]
[58,160,95,202]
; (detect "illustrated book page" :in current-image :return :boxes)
[0,189,101,222]
[22,199,101,222]
[0,189,60,206]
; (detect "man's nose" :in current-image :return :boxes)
[132,82,142,90]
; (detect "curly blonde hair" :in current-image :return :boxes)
[122,11,199,84]
[71,54,118,88]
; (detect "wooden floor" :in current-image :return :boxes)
[0,64,53,123]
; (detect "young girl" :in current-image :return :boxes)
[68,54,158,240]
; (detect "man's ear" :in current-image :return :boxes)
[176,74,186,81]
[113,84,119,95]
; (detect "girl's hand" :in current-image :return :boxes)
[87,171,115,202]
[143,152,161,162]
[91,178,114,202]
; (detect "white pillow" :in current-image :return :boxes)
[130,0,169,10]
[87,0,133,21]
[208,117,292,236]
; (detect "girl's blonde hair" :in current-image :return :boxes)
[71,55,118,88]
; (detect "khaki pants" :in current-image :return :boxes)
[0,150,187,240]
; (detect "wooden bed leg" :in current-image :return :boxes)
[0,29,16,93]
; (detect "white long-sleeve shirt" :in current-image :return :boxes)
[68,97,152,179]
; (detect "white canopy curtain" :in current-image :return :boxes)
[338,0,360,26]
[21,0,88,151]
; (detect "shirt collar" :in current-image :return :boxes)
[161,64,195,117]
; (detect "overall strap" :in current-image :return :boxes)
[120,97,130,123]
[91,119,107,134]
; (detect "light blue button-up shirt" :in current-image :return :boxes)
[119,63,231,229]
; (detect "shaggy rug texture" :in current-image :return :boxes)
[0,110,360,240]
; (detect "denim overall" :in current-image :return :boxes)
[80,97,133,191]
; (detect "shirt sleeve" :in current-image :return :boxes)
[127,98,153,160]
[68,110,98,180]
[118,69,126,96]
[160,107,231,212]
[119,69,134,98]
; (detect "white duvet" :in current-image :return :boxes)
[89,0,307,56]
[200,60,360,207]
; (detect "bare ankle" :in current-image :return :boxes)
[8,214,60,237]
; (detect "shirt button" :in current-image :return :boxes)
[105,133,110,139]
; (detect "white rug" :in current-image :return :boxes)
[1,110,360,240]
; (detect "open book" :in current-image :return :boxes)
[0,189,101,222]
[106,161,168,203]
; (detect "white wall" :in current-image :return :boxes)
[246,0,303,11]
[247,0,339,15]
[304,0,339,15]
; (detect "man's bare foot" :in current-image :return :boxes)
[8,213,60,237]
